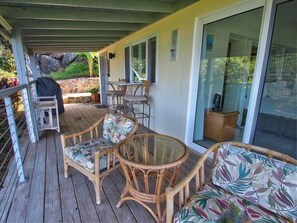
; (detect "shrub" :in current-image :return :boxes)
[50,62,99,80]
[0,76,19,89]
[0,46,15,73]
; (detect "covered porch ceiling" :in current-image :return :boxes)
[0,0,197,53]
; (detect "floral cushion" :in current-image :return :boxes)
[102,113,135,144]
[174,183,288,223]
[65,137,114,173]
[212,144,297,221]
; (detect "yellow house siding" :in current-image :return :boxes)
[99,0,241,140]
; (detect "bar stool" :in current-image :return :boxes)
[123,80,151,128]
[107,80,127,112]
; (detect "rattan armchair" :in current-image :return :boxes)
[60,113,138,204]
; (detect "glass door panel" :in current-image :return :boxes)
[254,0,297,158]
[193,7,263,148]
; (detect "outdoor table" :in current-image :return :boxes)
[115,133,189,223]
[108,81,143,96]
[108,81,143,113]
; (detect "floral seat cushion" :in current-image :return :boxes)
[212,144,297,222]
[174,183,288,223]
[64,137,114,173]
[103,113,135,143]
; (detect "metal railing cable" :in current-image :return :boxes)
[0,83,34,188]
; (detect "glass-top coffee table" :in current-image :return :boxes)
[115,133,189,223]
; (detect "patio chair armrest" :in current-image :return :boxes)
[94,146,118,175]
[165,144,220,223]
[60,117,105,147]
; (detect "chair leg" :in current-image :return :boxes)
[146,102,151,129]
[64,161,69,178]
[94,180,101,204]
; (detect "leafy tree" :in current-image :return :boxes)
[0,45,15,74]
[76,52,97,77]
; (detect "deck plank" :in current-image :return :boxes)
[5,142,37,223]
[0,136,31,222]
[25,132,47,223]
[62,104,100,222]
[109,170,156,223]
[44,131,63,223]
[102,176,137,223]
[0,162,18,223]
[85,179,119,223]
[56,111,81,223]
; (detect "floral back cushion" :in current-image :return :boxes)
[212,144,297,221]
[103,113,135,144]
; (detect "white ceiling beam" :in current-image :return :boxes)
[32,46,102,49]
[0,0,174,13]
[33,48,101,53]
[25,42,108,46]
[0,14,11,31]
[0,27,11,41]
[21,30,129,37]
[27,46,106,52]
[23,36,118,41]
[0,6,155,23]
[7,20,143,31]
[31,45,103,49]
[23,40,114,44]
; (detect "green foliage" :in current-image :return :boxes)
[0,69,16,78]
[132,58,146,81]
[0,46,15,73]
[200,56,255,85]
[0,76,19,89]
[87,87,100,93]
[76,52,98,77]
[77,52,95,60]
[50,62,98,80]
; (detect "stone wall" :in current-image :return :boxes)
[56,77,100,93]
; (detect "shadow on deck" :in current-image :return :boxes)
[0,103,205,223]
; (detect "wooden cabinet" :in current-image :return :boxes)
[204,110,239,142]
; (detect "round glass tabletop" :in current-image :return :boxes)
[117,133,188,166]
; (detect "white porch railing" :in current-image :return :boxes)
[0,81,38,187]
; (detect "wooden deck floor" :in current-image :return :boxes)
[0,103,204,223]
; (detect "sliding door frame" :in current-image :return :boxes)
[185,0,275,154]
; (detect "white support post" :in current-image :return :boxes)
[4,97,27,183]
[28,48,39,80]
[11,28,28,85]
[99,53,108,106]
[22,87,39,142]
[11,27,39,142]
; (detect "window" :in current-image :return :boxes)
[125,36,157,83]
[132,41,146,81]
[148,37,156,83]
[124,46,130,82]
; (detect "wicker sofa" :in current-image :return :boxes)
[166,142,297,223]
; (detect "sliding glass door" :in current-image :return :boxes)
[193,7,263,148]
[254,0,297,158]
[191,0,296,159]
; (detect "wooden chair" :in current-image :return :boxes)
[60,113,138,204]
